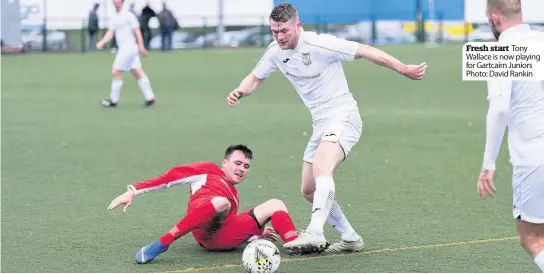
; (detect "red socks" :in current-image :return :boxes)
[159,201,217,246]
[271,211,298,243]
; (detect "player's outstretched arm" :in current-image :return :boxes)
[96,30,114,49]
[354,44,427,80]
[107,189,135,212]
[227,73,264,107]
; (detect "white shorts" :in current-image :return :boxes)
[512,165,544,224]
[303,111,362,163]
[113,48,141,71]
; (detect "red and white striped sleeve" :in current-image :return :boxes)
[128,162,208,196]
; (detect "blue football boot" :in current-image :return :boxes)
[135,240,169,264]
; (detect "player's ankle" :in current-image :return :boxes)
[159,233,174,246]
[340,231,360,242]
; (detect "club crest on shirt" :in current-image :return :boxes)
[301,52,312,66]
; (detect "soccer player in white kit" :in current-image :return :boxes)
[226,3,427,254]
[97,0,156,108]
[476,0,544,271]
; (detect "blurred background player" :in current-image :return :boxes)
[106,144,300,264]
[97,0,156,108]
[476,0,544,271]
[227,3,427,254]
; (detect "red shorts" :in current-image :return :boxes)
[188,197,264,250]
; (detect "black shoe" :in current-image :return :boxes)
[100,99,117,107]
[144,99,155,107]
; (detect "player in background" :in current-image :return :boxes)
[476,0,544,272]
[97,0,156,108]
[106,144,300,264]
[226,2,427,254]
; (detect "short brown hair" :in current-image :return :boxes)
[225,144,253,160]
[270,2,298,23]
[487,0,522,19]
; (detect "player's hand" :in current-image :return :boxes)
[477,169,496,200]
[260,227,278,241]
[96,41,105,50]
[227,89,244,107]
[401,62,427,80]
[106,190,135,212]
[139,46,148,57]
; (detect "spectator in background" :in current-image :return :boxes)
[88,3,100,50]
[157,2,178,51]
[128,2,139,17]
[140,3,156,50]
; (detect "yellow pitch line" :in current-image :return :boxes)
[166,236,519,273]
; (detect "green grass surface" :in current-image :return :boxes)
[1,44,537,272]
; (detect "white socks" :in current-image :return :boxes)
[307,176,335,235]
[110,77,155,104]
[535,249,544,272]
[138,77,155,101]
[110,80,123,104]
[327,200,360,241]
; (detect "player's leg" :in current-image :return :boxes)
[100,66,124,107]
[135,196,230,264]
[512,165,544,271]
[516,220,544,272]
[130,57,156,106]
[300,161,363,252]
[101,48,137,107]
[200,199,298,251]
[252,199,298,243]
[285,113,363,252]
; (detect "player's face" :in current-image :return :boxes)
[113,0,123,12]
[270,19,301,50]
[222,150,251,184]
[486,9,502,40]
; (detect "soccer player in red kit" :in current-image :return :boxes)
[106,144,300,264]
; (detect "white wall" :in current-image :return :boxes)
[19,0,273,30]
[465,0,544,23]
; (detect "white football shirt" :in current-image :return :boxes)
[252,30,360,122]
[109,10,139,49]
[483,24,544,169]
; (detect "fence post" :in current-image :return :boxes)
[41,21,47,52]
[371,14,377,45]
[260,16,266,47]
[81,19,87,53]
[201,16,208,48]
[438,12,444,44]
[464,21,470,42]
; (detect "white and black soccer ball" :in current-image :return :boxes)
[242,239,281,273]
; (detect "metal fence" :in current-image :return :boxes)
[5,15,544,53]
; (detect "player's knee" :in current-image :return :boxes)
[519,231,544,256]
[300,187,313,202]
[211,197,231,214]
[267,199,287,212]
[111,69,122,79]
[131,69,146,79]
[312,164,334,179]
[312,142,344,177]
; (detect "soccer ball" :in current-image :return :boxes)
[242,239,281,273]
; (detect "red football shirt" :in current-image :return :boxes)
[128,161,240,213]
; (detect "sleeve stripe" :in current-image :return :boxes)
[303,41,355,56]
[253,43,279,69]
